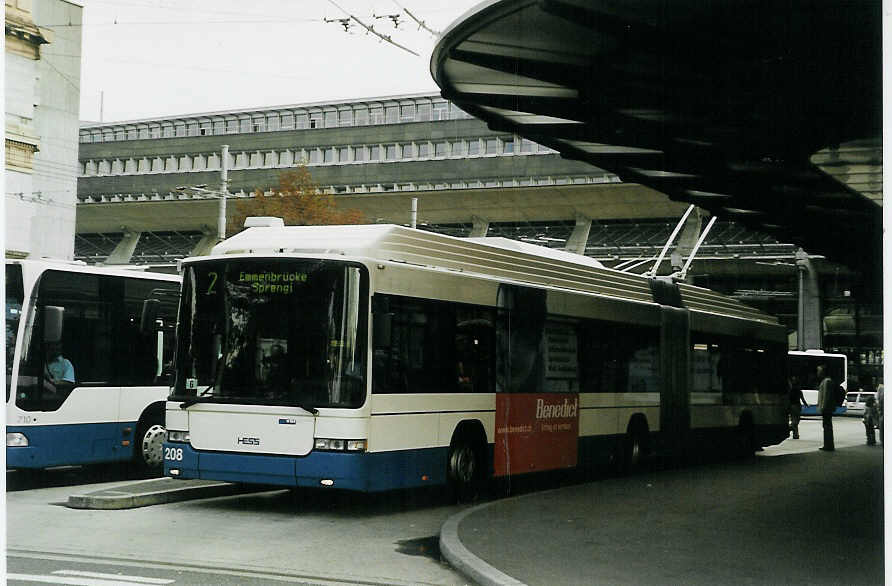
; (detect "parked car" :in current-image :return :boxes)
[844,391,877,417]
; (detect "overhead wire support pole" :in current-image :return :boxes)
[645,204,694,277]
[219,145,229,242]
[392,1,439,36]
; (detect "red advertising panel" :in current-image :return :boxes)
[494,393,579,476]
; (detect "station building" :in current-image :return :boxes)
[73,92,883,390]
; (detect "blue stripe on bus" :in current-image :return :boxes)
[6,422,137,469]
[164,442,452,492]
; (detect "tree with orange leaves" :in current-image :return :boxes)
[227,166,364,236]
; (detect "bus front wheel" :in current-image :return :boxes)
[134,418,166,473]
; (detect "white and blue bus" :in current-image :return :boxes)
[787,350,848,416]
[163,223,788,496]
[6,259,180,471]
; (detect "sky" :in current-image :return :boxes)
[62,0,484,123]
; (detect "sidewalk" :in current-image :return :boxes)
[440,417,885,586]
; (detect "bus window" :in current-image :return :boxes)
[497,285,546,394]
[578,321,660,394]
[372,295,494,394]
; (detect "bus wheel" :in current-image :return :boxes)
[134,419,166,473]
[447,438,482,503]
[619,423,649,474]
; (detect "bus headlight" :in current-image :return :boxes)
[314,438,366,452]
[7,432,29,447]
[167,430,190,443]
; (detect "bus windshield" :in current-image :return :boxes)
[172,259,368,409]
[6,264,24,400]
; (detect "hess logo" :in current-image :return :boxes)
[237,436,261,446]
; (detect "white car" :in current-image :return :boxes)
[844,391,877,417]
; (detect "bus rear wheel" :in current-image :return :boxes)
[447,438,482,503]
[134,419,166,474]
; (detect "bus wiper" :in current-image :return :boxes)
[295,403,319,416]
[179,378,221,409]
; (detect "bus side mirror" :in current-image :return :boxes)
[42,306,64,343]
[140,299,160,334]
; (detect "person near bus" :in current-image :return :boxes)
[862,395,879,445]
[875,383,883,444]
[816,364,835,451]
[44,341,75,389]
[788,375,807,439]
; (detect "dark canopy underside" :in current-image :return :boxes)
[432,0,882,293]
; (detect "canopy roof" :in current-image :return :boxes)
[431,0,882,293]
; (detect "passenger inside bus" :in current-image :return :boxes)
[44,341,76,389]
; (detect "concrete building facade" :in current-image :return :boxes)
[74,93,883,391]
[5,0,81,259]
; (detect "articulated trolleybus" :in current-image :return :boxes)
[164,223,788,495]
[6,259,180,471]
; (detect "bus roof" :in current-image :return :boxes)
[204,224,777,325]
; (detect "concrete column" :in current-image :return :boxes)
[671,207,705,271]
[469,216,489,237]
[105,230,141,265]
[796,248,822,350]
[190,228,218,257]
[565,214,592,255]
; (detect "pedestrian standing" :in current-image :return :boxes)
[863,395,879,445]
[877,383,884,444]
[816,364,836,451]
[788,375,807,439]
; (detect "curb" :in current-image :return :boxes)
[67,478,240,510]
[439,501,526,586]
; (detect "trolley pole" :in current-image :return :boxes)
[219,145,229,241]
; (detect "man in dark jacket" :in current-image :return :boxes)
[816,365,835,451]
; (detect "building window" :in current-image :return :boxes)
[417,142,430,158]
[267,113,280,131]
[385,105,399,124]
[174,124,186,138]
[253,117,265,132]
[310,112,323,129]
[400,103,416,121]
[225,119,238,134]
[149,125,160,139]
[486,138,499,155]
[521,139,536,153]
[115,129,126,140]
[92,131,102,142]
[435,142,449,157]
[187,122,199,136]
[468,139,481,156]
[281,113,294,129]
[127,128,138,139]
[339,109,353,126]
[200,123,211,136]
[503,139,514,154]
[354,107,369,126]
[339,147,350,162]
[324,110,337,128]
[212,120,224,135]
[324,148,335,163]
[432,101,448,120]
[240,118,251,133]
[401,143,415,158]
[385,144,399,160]
[369,106,384,125]
[450,105,468,120]
[308,149,321,164]
[369,145,380,161]
[417,102,431,121]
[138,126,149,139]
[451,140,466,156]
[353,146,367,162]
[296,113,309,129]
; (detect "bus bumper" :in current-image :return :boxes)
[7,423,132,469]
[163,442,448,492]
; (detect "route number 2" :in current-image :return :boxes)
[164,447,183,461]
